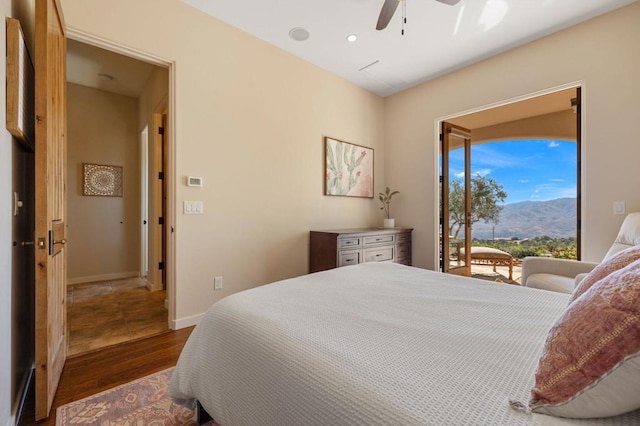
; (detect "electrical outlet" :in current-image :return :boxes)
[613,201,626,215]
[214,276,223,290]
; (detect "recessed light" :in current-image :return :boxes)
[346,34,358,43]
[289,27,310,42]
[98,73,114,82]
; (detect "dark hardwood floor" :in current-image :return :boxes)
[20,327,194,426]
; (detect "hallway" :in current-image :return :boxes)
[67,277,168,356]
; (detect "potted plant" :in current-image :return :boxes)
[379,187,400,228]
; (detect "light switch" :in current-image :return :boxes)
[613,201,626,215]
[183,201,204,215]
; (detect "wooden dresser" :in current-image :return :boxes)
[309,227,413,273]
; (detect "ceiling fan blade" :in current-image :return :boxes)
[435,0,461,5]
[376,0,400,30]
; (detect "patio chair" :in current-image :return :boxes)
[521,212,640,293]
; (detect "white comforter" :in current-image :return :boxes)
[169,263,640,425]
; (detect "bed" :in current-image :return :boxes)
[169,262,640,425]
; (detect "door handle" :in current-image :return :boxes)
[48,228,67,255]
[21,241,34,246]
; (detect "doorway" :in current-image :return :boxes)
[65,39,172,355]
[439,86,581,283]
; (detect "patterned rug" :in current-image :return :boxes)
[56,367,215,425]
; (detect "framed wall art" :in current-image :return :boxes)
[83,163,123,197]
[324,137,373,198]
[5,18,35,151]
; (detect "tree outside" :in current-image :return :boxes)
[449,174,507,239]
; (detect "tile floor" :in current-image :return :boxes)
[67,277,168,356]
[471,262,522,285]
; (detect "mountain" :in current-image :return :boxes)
[471,197,577,240]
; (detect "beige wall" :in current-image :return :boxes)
[385,2,640,269]
[67,83,141,283]
[60,0,385,326]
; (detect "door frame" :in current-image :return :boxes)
[65,27,178,328]
[441,122,473,276]
[140,126,149,278]
[433,81,585,269]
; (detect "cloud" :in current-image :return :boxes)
[548,178,565,182]
[473,168,491,177]
[453,169,490,179]
[548,141,560,148]
[519,179,529,183]
[471,145,523,168]
[529,183,577,201]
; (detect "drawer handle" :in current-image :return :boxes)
[376,254,382,257]
[346,259,354,262]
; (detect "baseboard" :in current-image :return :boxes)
[146,282,163,292]
[12,366,34,426]
[67,271,139,286]
[172,312,204,330]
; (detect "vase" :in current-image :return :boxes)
[383,218,395,228]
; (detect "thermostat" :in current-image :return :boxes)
[187,176,203,187]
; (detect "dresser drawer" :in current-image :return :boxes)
[338,250,361,267]
[364,235,394,245]
[396,233,411,243]
[397,242,411,259]
[338,237,361,249]
[364,246,394,262]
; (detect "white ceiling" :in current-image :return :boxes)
[67,39,156,98]
[180,0,636,97]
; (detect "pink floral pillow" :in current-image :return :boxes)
[519,259,640,418]
[569,245,640,304]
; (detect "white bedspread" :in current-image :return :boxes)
[169,263,640,425]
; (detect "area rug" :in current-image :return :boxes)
[56,367,216,425]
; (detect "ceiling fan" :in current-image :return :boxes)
[376,0,461,31]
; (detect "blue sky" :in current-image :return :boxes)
[447,139,577,204]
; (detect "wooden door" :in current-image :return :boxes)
[34,0,67,419]
[441,122,472,276]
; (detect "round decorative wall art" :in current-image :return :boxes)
[83,163,123,197]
